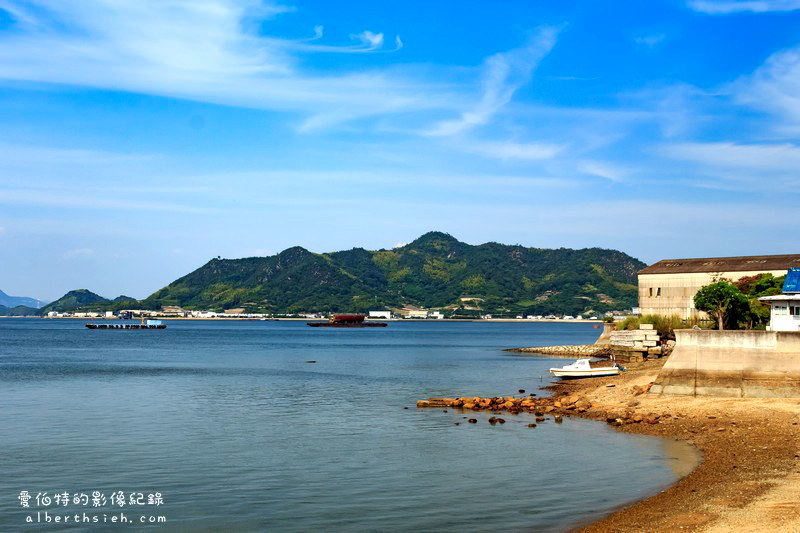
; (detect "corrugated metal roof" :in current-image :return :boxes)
[639,254,800,275]
[784,268,800,293]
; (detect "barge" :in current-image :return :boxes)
[307,314,387,328]
[86,319,166,330]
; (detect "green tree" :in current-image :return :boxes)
[693,281,749,330]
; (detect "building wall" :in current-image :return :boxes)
[769,302,800,332]
[638,269,788,319]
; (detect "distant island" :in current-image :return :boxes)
[3,232,646,317]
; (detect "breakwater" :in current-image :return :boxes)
[505,344,611,357]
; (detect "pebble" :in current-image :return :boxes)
[468,419,478,424]
[606,384,616,388]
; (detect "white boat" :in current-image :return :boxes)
[549,358,621,378]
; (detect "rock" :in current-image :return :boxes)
[614,418,624,426]
[627,400,640,407]
[544,406,555,413]
[535,416,545,422]
[632,414,644,423]
[518,389,525,394]
[488,417,497,425]
[468,418,478,424]
[497,418,506,424]
[443,409,448,413]
[534,410,544,416]
[606,384,616,388]
[503,401,515,410]
[554,414,563,424]
[454,422,460,425]
[404,407,409,409]
[528,423,537,428]
[645,417,659,425]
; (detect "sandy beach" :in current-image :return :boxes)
[546,358,800,532]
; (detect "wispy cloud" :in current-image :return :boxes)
[425,27,560,136]
[461,140,564,161]
[0,1,430,130]
[281,29,402,54]
[730,45,800,130]
[577,160,629,182]
[63,247,95,259]
[0,187,222,214]
[660,141,800,189]
[687,0,800,13]
[635,34,665,47]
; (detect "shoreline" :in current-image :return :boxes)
[0,316,602,323]
[546,359,800,532]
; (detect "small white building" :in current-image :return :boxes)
[759,268,800,332]
[368,310,391,320]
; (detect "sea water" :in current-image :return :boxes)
[0,319,696,532]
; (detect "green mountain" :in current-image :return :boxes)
[0,304,42,316]
[142,232,645,316]
[41,289,110,313]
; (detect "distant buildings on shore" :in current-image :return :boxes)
[43,305,610,321]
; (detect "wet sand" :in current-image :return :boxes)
[548,358,800,532]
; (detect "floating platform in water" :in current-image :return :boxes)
[307,314,387,328]
[86,320,166,330]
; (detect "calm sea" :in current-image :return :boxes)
[0,319,696,532]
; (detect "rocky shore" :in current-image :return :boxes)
[418,358,800,531]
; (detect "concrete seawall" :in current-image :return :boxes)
[650,329,800,398]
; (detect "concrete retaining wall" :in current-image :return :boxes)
[650,329,800,398]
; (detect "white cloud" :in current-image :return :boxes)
[0,186,221,214]
[64,248,95,259]
[426,27,560,136]
[730,46,800,129]
[462,140,564,161]
[687,0,800,13]
[663,141,800,170]
[660,142,800,188]
[0,1,431,130]
[634,34,665,47]
[577,160,629,182]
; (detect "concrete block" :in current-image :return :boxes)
[640,324,654,330]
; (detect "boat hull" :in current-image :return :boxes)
[549,368,620,378]
[86,324,166,330]
[307,322,387,328]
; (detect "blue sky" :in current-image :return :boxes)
[1,0,799,301]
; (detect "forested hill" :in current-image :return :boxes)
[142,232,645,316]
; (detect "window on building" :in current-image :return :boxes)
[648,288,653,297]
[791,306,800,317]
[656,288,661,297]
[776,305,788,316]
